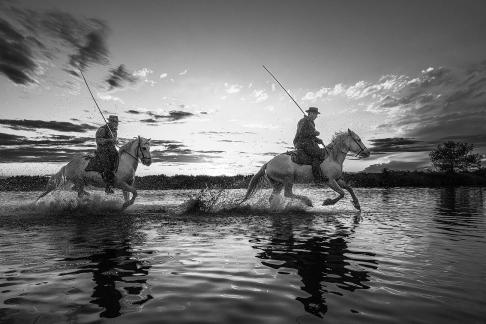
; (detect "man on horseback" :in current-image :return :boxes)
[95,115,119,194]
[293,107,327,183]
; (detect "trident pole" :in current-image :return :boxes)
[262,65,306,116]
[79,69,116,140]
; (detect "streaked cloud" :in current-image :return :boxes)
[159,73,168,79]
[0,119,97,132]
[105,64,138,90]
[178,69,187,76]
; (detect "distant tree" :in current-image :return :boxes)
[429,141,481,173]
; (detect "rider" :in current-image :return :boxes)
[95,115,119,194]
[293,107,327,183]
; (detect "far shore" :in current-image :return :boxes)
[1,170,486,191]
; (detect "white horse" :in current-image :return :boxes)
[37,136,152,209]
[242,129,370,210]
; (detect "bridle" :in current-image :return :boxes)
[349,134,366,157]
[123,137,150,164]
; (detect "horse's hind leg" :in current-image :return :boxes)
[268,179,283,208]
[284,182,313,207]
[73,179,89,198]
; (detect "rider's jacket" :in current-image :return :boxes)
[96,124,117,150]
[293,116,320,148]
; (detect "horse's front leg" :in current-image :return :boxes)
[118,181,137,209]
[337,179,360,210]
[123,190,130,204]
[322,178,345,206]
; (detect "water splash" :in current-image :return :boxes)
[178,187,309,214]
[30,191,122,215]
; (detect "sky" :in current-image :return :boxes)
[1,0,486,176]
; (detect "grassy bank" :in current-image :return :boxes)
[1,170,486,191]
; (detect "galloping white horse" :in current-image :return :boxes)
[242,129,370,210]
[37,136,152,209]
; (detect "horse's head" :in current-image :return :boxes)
[347,129,370,158]
[138,136,152,166]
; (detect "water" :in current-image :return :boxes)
[0,187,485,323]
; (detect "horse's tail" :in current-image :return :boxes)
[36,166,67,201]
[240,162,268,203]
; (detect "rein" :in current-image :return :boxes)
[121,138,149,162]
[349,134,365,157]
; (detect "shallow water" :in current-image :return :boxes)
[0,187,485,323]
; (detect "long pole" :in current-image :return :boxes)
[262,65,306,116]
[79,69,116,140]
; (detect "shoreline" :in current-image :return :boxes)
[1,170,485,191]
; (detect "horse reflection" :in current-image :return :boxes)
[60,216,152,318]
[252,214,376,318]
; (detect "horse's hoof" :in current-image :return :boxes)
[352,201,361,210]
[306,200,313,207]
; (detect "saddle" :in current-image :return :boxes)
[84,152,120,173]
[285,148,328,165]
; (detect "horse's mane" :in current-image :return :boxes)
[119,137,137,155]
[326,131,348,160]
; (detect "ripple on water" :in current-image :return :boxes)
[0,187,485,323]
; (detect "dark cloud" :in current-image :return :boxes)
[146,110,195,122]
[0,119,97,133]
[105,64,138,90]
[368,137,430,153]
[140,118,158,124]
[375,62,486,147]
[0,147,92,163]
[362,160,431,173]
[0,133,93,147]
[126,109,142,114]
[0,18,39,84]
[0,4,110,85]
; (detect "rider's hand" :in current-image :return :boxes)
[315,131,320,136]
[316,138,324,144]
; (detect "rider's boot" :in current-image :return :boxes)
[311,159,328,184]
[104,171,115,194]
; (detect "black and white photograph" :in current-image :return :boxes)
[1,0,485,323]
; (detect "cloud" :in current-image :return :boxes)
[160,73,168,79]
[0,119,97,132]
[105,64,138,90]
[97,93,124,103]
[178,69,187,76]
[224,83,243,94]
[0,4,111,85]
[133,67,156,86]
[0,18,39,84]
[362,160,430,173]
[252,89,269,103]
[126,109,142,114]
[144,110,195,123]
[0,132,92,146]
[368,137,431,153]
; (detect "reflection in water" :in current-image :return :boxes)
[252,214,377,318]
[59,216,153,318]
[434,187,484,231]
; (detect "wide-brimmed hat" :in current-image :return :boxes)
[108,115,119,122]
[306,107,320,114]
